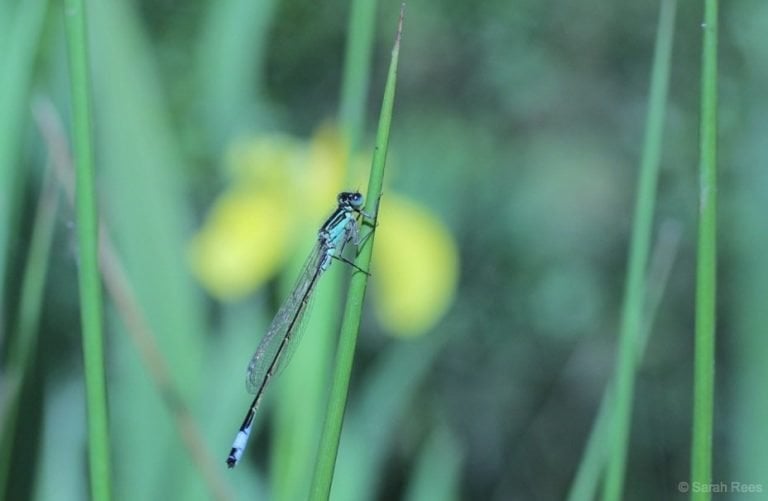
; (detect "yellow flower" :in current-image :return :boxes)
[188,186,295,300]
[188,135,301,300]
[372,194,459,337]
[226,134,305,186]
[189,125,460,337]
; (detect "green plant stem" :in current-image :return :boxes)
[602,1,677,499]
[691,1,718,499]
[0,0,49,332]
[0,167,58,500]
[274,2,380,496]
[64,1,112,500]
[33,99,232,501]
[338,0,378,151]
[309,7,404,501]
[568,221,681,501]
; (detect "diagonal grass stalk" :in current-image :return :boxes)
[309,6,404,500]
[0,0,49,334]
[0,167,59,499]
[568,221,682,501]
[33,99,233,501]
[601,0,677,499]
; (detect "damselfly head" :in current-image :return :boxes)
[338,191,364,210]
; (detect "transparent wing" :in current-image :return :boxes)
[245,239,328,395]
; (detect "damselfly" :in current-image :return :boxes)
[226,191,371,468]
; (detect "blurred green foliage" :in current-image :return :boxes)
[1,1,767,500]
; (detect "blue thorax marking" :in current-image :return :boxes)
[318,206,356,271]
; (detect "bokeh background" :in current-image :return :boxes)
[2,0,767,500]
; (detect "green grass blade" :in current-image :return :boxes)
[308,7,404,500]
[34,95,233,500]
[403,424,463,501]
[271,258,339,501]
[331,335,444,501]
[33,379,88,501]
[82,0,207,496]
[196,0,277,147]
[691,1,718,499]
[338,0,379,151]
[0,168,59,499]
[63,1,112,499]
[568,221,682,501]
[601,1,677,499]
[0,0,49,330]
[271,4,382,495]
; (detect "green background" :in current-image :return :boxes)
[1,0,766,500]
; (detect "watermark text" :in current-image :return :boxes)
[677,481,763,494]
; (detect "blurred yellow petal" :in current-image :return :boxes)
[304,123,349,214]
[226,134,305,188]
[372,195,459,337]
[189,186,295,300]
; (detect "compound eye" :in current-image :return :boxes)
[350,192,364,208]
